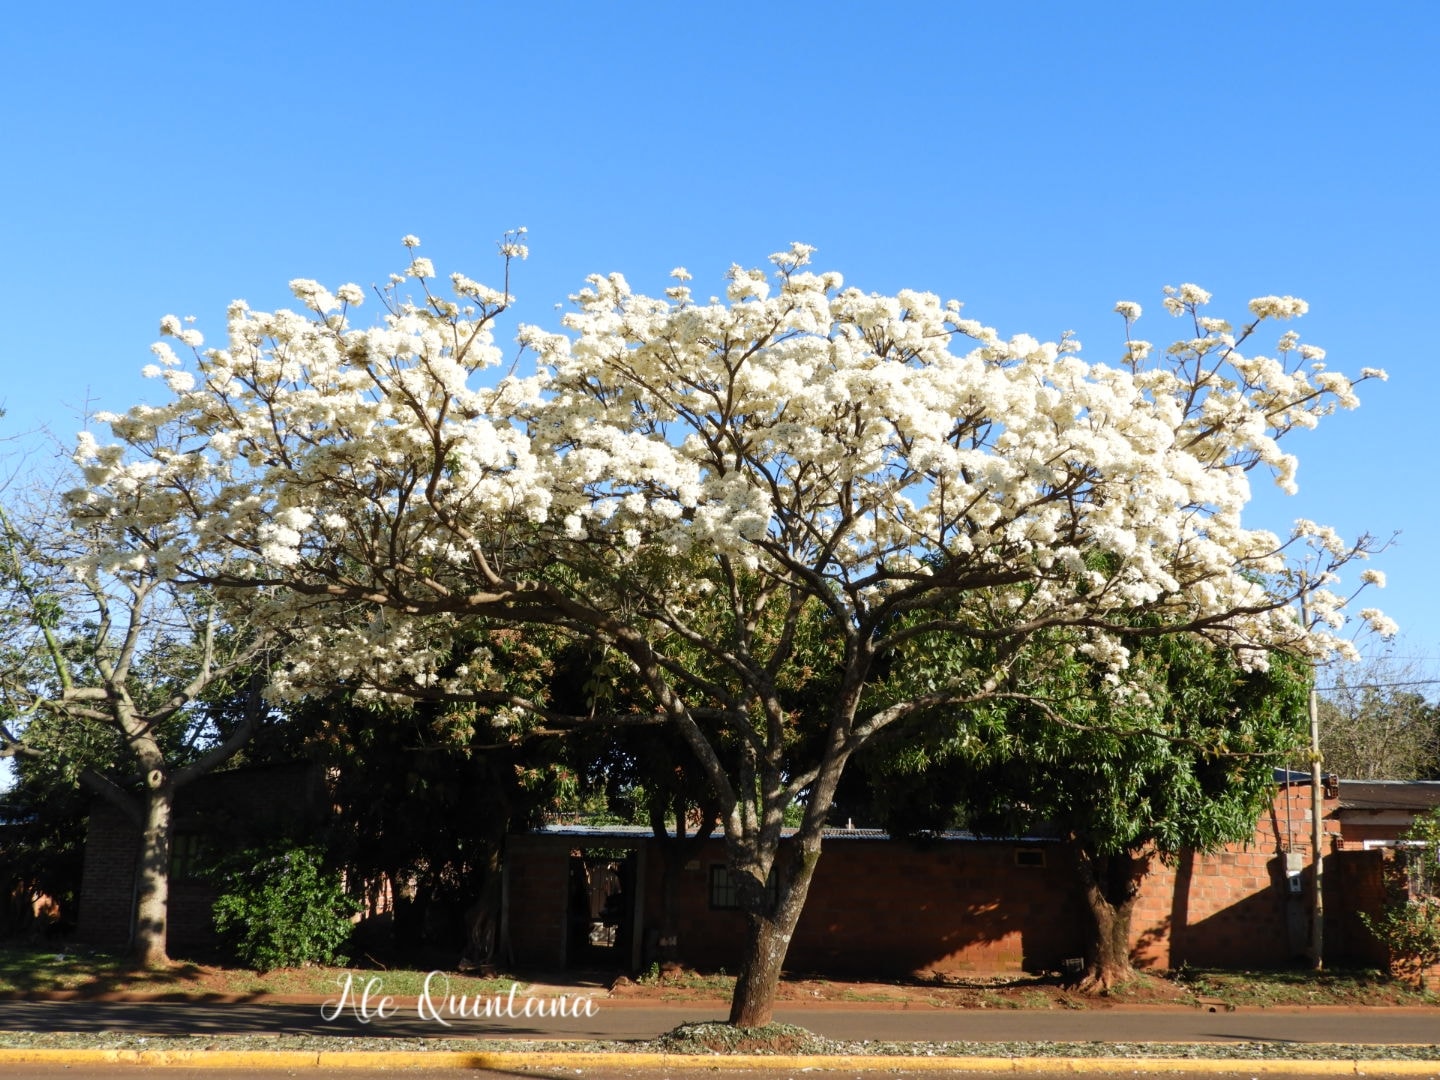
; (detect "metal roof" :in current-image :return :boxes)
[525,822,1060,842]
[1337,780,1440,812]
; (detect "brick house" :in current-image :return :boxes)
[75,762,328,952]
[76,767,1430,975]
[504,777,1363,977]
[506,825,1080,976]
[1327,781,1440,973]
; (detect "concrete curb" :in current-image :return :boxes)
[2,1048,1439,1074]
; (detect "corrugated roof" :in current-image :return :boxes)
[1337,780,1440,812]
[525,823,1060,842]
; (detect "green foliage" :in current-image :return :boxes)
[854,627,1310,859]
[1361,808,1440,987]
[209,844,359,970]
[1320,661,1440,780]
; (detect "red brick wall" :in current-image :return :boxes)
[511,833,1083,977]
[504,835,576,968]
[788,836,1080,976]
[1129,784,1341,969]
[507,786,1364,979]
[75,802,139,947]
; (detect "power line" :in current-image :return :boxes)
[1315,678,1440,693]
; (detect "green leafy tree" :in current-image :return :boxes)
[858,631,1308,990]
[0,753,94,937]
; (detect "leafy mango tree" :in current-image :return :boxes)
[858,629,1311,990]
[72,237,1389,1022]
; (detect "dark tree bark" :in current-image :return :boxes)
[728,845,821,1027]
[1074,845,1151,992]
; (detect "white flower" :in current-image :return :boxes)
[1359,569,1386,588]
[1248,295,1309,319]
[1114,301,1142,321]
[1360,608,1399,638]
[401,234,421,248]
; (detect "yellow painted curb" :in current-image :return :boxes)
[1,1048,1438,1073]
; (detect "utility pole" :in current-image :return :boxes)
[1308,679,1324,970]
[1299,587,1324,971]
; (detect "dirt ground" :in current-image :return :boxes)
[604,969,1195,1008]
[602,966,1430,1009]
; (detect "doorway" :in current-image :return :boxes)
[567,849,638,969]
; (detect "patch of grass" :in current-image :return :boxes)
[0,945,207,995]
[641,968,736,995]
[1166,965,1434,1008]
[973,989,1020,1009]
[836,985,912,1003]
[0,944,518,999]
[656,1021,829,1055]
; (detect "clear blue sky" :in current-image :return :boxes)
[2,1,1436,670]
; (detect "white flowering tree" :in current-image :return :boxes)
[73,237,1389,1021]
[0,487,275,968]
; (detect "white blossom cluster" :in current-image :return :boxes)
[70,238,1391,699]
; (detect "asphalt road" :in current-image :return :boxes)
[2,998,1438,1045]
[0,1069,1073,1080]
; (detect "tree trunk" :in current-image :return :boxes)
[460,842,504,970]
[727,847,820,1027]
[1074,846,1149,993]
[133,773,175,969]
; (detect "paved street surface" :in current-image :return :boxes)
[0,1069,1415,1080]
[1,998,1438,1044]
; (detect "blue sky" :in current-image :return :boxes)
[2,0,1436,671]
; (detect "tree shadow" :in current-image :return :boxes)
[0,942,263,1001]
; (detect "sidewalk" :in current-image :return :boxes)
[2,980,1439,1074]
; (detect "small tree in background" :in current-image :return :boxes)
[1320,658,1440,780]
[855,630,1309,990]
[0,487,277,968]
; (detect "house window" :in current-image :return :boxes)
[709,865,778,910]
[1014,847,1046,868]
[1402,844,1439,899]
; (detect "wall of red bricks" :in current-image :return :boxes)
[1129,784,1341,969]
[506,786,1383,978]
[74,802,139,947]
[81,769,1400,977]
[654,834,1083,976]
[504,835,575,968]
